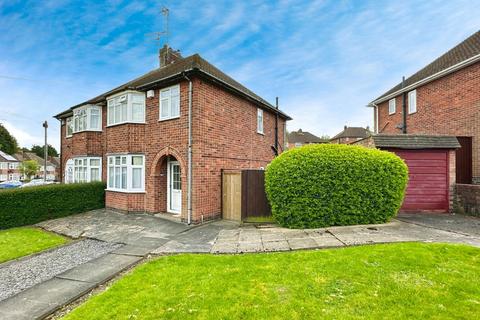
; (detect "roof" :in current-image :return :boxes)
[55,54,291,120]
[331,126,371,140]
[0,150,18,162]
[14,152,56,167]
[370,135,460,149]
[288,129,326,144]
[373,30,480,104]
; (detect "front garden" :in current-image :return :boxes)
[62,242,480,320]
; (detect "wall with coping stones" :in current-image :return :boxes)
[455,183,480,217]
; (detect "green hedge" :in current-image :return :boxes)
[265,144,408,228]
[0,182,105,229]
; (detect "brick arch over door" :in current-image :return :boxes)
[145,146,187,218]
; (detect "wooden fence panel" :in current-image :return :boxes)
[241,170,271,219]
[222,170,242,221]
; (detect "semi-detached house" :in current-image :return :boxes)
[55,45,291,224]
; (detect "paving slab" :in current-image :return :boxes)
[397,213,480,237]
[288,237,318,250]
[263,240,290,252]
[309,232,346,248]
[0,278,93,320]
[56,253,141,284]
[238,242,264,253]
[211,242,238,254]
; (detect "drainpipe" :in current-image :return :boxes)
[183,72,193,225]
[401,76,407,134]
[274,97,279,156]
[366,102,379,134]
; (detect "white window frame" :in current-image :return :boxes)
[0,174,6,181]
[70,157,102,183]
[0,162,7,169]
[66,117,73,137]
[159,84,180,121]
[388,98,396,115]
[408,90,417,114]
[257,108,264,134]
[107,154,145,193]
[107,91,146,126]
[72,105,102,133]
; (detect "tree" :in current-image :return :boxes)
[30,144,59,158]
[19,160,40,181]
[0,123,18,155]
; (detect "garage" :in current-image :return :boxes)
[354,135,460,213]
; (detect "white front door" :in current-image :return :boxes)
[167,161,182,214]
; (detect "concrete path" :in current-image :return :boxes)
[1,210,479,319]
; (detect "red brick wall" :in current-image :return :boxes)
[377,61,480,181]
[60,76,287,223]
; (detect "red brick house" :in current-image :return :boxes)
[369,30,480,185]
[54,45,290,224]
[330,126,371,144]
[0,151,20,182]
[287,129,326,149]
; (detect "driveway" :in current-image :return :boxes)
[1,210,479,320]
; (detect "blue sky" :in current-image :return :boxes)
[0,0,479,150]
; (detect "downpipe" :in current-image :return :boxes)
[183,72,193,225]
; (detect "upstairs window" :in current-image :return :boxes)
[66,117,73,137]
[72,105,102,133]
[388,98,396,115]
[408,90,417,114]
[257,108,264,134]
[107,91,145,126]
[160,85,180,120]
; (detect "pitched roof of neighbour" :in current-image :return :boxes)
[331,126,371,140]
[49,156,60,167]
[55,54,292,120]
[370,134,460,149]
[14,152,56,167]
[0,150,18,162]
[372,30,480,104]
[288,129,326,144]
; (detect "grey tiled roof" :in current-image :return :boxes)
[331,126,371,140]
[374,30,480,102]
[55,54,291,120]
[288,129,326,144]
[372,135,460,149]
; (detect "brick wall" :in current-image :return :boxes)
[60,76,287,223]
[377,61,480,181]
[456,183,480,217]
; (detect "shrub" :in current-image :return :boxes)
[265,144,408,228]
[0,182,105,229]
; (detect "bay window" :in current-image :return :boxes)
[107,91,145,126]
[159,85,180,120]
[72,105,102,133]
[69,157,102,183]
[107,154,145,192]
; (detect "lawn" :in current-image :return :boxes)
[63,243,480,320]
[0,227,68,263]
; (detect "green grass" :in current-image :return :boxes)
[63,243,480,320]
[0,227,68,263]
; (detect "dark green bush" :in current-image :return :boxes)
[0,182,105,229]
[265,144,408,228]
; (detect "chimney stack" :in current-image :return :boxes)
[159,44,182,67]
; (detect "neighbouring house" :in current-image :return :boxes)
[287,129,326,148]
[0,150,21,182]
[330,126,371,144]
[14,151,57,181]
[49,156,61,181]
[368,30,480,185]
[54,45,291,224]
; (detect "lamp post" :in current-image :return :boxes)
[42,121,48,182]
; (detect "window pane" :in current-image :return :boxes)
[121,167,127,189]
[161,89,170,98]
[90,159,100,167]
[91,168,100,181]
[108,167,114,187]
[132,168,142,189]
[171,96,179,117]
[115,167,120,188]
[115,156,121,165]
[161,99,169,118]
[122,157,127,165]
[132,103,144,122]
[132,156,143,165]
[90,108,100,129]
[114,104,121,123]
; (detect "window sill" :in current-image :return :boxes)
[106,188,146,194]
[106,122,146,128]
[72,129,103,135]
[388,112,395,115]
[257,131,264,135]
[408,111,417,115]
[159,116,180,122]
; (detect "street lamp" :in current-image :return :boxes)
[42,121,48,182]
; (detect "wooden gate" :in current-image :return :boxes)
[221,169,272,221]
[222,170,242,221]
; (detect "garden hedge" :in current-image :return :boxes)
[265,144,408,228]
[0,182,105,229]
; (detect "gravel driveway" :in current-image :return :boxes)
[0,239,122,301]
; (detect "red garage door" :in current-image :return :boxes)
[389,149,449,212]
